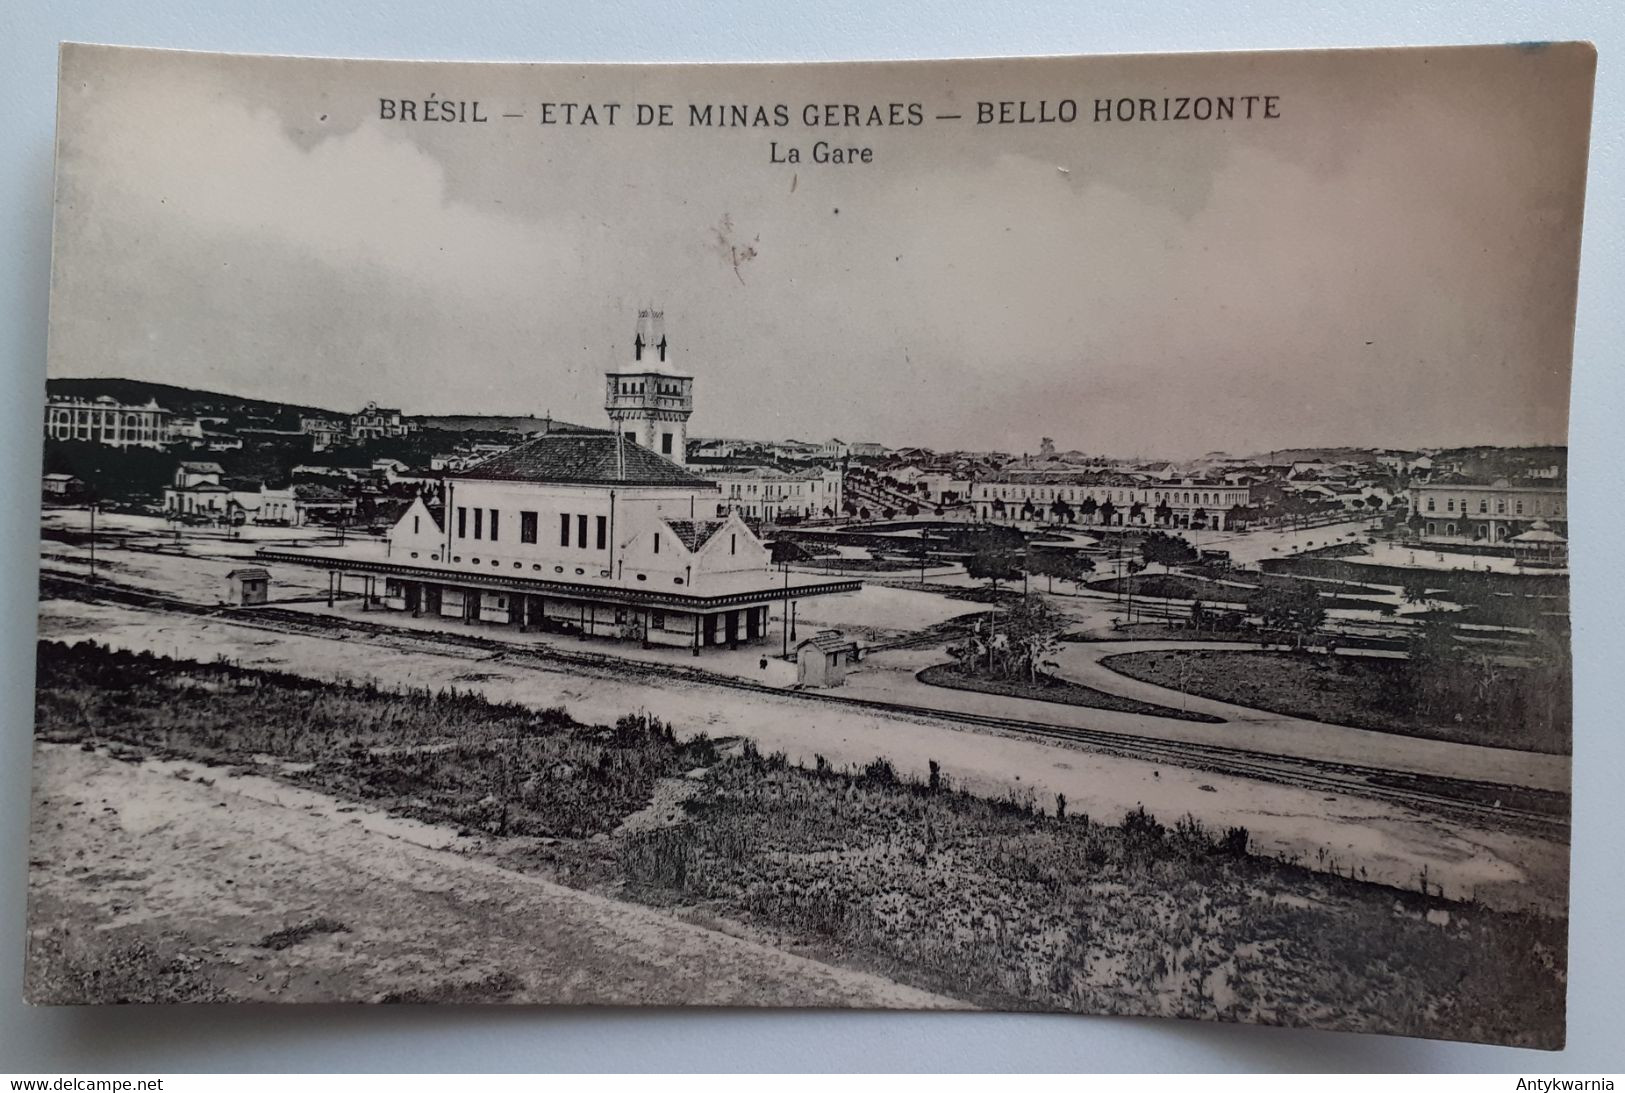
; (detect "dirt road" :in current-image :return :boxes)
[26,742,962,1008]
[36,595,1569,911]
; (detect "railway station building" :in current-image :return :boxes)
[259,312,858,652]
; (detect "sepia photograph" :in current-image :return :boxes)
[27,41,1593,1049]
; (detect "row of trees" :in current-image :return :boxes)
[989,495,1247,530]
[954,528,1202,597]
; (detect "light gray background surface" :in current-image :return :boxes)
[1,0,1620,1074]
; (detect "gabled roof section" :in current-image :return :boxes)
[456,434,718,489]
[663,518,729,552]
[799,629,858,654]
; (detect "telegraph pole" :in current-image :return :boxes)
[87,501,97,582]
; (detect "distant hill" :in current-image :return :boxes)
[408,414,607,435]
[47,378,335,425]
[45,379,611,440]
[1228,447,1394,465]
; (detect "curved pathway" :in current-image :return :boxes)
[832,642,1567,794]
[1046,640,1568,792]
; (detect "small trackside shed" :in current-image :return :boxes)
[796,629,862,688]
[223,567,271,606]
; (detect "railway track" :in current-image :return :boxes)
[40,572,1570,841]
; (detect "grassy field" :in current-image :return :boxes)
[1101,649,1571,755]
[1086,574,1394,614]
[916,663,1223,723]
[31,640,1566,1045]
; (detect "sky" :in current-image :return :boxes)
[45,43,1594,458]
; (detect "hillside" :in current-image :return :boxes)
[47,378,334,425]
[408,414,606,435]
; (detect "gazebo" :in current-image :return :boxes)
[1510,520,1567,568]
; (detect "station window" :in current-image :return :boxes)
[520,511,538,544]
[457,506,468,537]
[596,515,608,550]
[560,513,570,546]
[577,513,588,548]
[489,509,499,541]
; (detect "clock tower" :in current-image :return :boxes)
[605,308,694,466]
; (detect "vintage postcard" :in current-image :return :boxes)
[29,42,1592,1046]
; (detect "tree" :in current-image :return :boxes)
[1129,501,1145,525]
[1247,584,1326,647]
[1052,498,1075,525]
[1028,549,1061,593]
[1226,503,1248,531]
[1080,496,1098,523]
[1141,531,1196,573]
[1154,498,1173,527]
[1141,531,1197,626]
[1000,594,1068,683]
[1192,507,1208,530]
[965,540,1024,594]
[1062,552,1096,589]
[769,539,806,565]
[1282,492,1315,531]
[1400,574,1431,606]
[1098,499,1118,527]
[1029,549,1092,593]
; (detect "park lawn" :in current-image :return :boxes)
[1100,649,1570,755]
[1087,574,1395,614]
[30,640,1566,1044]
[916,663,1223,723]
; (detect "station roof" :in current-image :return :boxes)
[456,434,717,489]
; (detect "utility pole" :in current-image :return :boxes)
[87,502,97,582]
[781,561,790,658]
